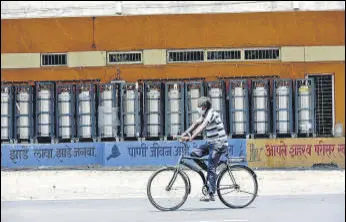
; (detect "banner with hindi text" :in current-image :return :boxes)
[1,139,247,168]
[1,142,103,168]
[103,139,247,167]
[247,137,345,168]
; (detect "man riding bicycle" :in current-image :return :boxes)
[178,96,228,202]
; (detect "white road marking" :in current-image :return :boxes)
[182,219,248,222]
[224,219,248,222]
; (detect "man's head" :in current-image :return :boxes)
[197,96,211,115]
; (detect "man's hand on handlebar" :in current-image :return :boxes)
[173,135,190,142]
[181,136,190,142]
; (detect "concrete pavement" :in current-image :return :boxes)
[1,194,344,222]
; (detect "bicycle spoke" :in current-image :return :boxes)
[220,189,237,195]
[170,187,185,191]
[218,185,235,190]
[238,190,256,196]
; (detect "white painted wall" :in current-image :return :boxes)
[1,1,345,19]
[1,1,122,19]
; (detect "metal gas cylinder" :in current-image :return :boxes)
[17,89,30,139]
[233,86,245,134]
[276,85,290,134]
[253,86,268,135]
[147,87,160,137]
[124,88,136,137]
[58,90,72,139]
[168,84,181,136]
[78,88,92,138]
[37,88,51,137]
[189,88,200,124]
[298,84,311,133]
[100,85,115,137]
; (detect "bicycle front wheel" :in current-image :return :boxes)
[217,165,258,209]
[147,167,189,211]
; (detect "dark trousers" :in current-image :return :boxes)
[191,143,227,194]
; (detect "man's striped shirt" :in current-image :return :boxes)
[196,108,228,147]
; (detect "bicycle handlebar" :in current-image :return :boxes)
[173,136,189,162]
[173,135,187,143]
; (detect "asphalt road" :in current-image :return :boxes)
[1,194,344,222]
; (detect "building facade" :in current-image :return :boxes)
[1,10,345,136]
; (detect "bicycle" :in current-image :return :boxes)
[146,139,258,211]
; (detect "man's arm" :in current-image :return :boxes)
[182,122,199,137]
[190,119,208,141]
[189,109,213,141]
[181,115,204,137]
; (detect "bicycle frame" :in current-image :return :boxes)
[166,141,234,194]
[179,155,209,188]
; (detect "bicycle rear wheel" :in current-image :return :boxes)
[147,167,189,211]
[216,165,258,209]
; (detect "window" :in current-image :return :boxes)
[207,50,241,61]
[244,48,280,60]
[307,74,334,137]
[108,51,142,64]
[41,53,67,66]
[167,50,204,63]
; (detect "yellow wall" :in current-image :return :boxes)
[1,11,344,53]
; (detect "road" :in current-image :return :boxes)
[1,194,344,222]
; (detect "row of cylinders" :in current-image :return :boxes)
[0,85,96,140]
[1,79,313,142]
[125,80,313,137]
[250,80,313,135]
[1,83,208,140]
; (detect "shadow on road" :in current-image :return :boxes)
[149,206,255,212]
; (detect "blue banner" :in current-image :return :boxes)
[1,139,247,168]
[104,139,247,167]
[1,142,103,168]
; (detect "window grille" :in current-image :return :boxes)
[307,74,334,137]
[108,51,142,64]
[244,48,280,60]
[41,53,67,66]
[207,50,241,61]
[167,50,204,63]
